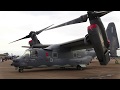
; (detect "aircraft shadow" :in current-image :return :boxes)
[23,67,88,73]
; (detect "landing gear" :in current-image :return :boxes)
[76,65,83,70]
[115,60,119,64]
[18,67,24,73]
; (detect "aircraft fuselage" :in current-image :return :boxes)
[11,47,96,70]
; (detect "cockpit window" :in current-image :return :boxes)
[31,50,38,57]
[22,50,30,58]
[25,50,30,54]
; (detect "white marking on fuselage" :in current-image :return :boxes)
[50,58,53,62]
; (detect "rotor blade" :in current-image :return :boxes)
[95,11,112,15]
[46,14,88,30]
[89,11,112,17]
[21,46,30,48]
[9,24,54,44]
[36,24,54,35]
[9,35,30,44]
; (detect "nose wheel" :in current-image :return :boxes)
[18,68,24,73]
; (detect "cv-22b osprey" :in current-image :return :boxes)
[10,11,119,72]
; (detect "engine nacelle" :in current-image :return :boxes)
[84,34,91,45]
[29,40,34,47]
[87,24,110,65]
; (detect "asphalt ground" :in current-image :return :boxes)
[0,59,120,79]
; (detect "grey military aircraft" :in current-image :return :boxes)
[10,11,119,73]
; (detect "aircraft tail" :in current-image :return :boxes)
[106,22,119,57]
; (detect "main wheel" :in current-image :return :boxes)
[76,65,83,70]
[115,60,119,64]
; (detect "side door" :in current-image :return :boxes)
[51,51,59,65]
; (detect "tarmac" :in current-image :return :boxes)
[0,59,120,79]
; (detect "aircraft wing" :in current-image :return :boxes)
[60,37,92,51]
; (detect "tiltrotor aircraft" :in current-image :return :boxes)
[10,11,119,72]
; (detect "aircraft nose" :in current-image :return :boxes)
[13,59,19,63]
[11,59,19,66]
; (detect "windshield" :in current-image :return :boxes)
[17,50,30,59]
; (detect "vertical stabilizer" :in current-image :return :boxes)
[106,22,119,57]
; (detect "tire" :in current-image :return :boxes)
[115,60,119,64]
[19,68,23,73]
[76,65,82,70]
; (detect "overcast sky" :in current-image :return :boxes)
[0,11,120,56]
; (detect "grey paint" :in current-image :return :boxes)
[106,22,120,57]
[12,48,96,69]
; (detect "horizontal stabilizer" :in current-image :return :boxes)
[32,44,50,48]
